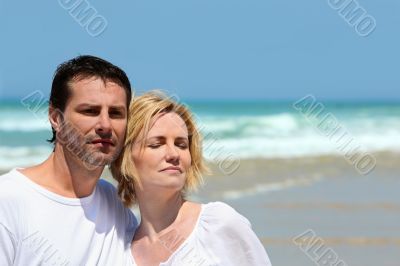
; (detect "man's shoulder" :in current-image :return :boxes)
[95,179,138,229]
[96,178,118,197]
[0,169,24,197]
[0,169,19,181]
[95,179,128,210]
[0,170,27,229]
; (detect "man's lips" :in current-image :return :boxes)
[91,139,114,146]
[160,166,182,173]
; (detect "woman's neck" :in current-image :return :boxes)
[136,191,185,242]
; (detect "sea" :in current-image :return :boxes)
[1,99,400,172]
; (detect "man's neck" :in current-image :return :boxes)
[20,146,103,198]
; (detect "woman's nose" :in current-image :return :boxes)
[165,144,179,161]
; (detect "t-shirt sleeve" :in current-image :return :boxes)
[123,207,138,243]
[0,223,16,265]
[210,202,272,266]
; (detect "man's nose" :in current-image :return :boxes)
[95,112,112,137]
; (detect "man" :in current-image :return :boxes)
[0,55,137,265]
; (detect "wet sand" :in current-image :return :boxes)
[186,152,399,266]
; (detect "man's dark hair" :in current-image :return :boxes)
[48,55,132,143]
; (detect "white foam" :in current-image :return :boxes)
[200,113,300,137]
[222,175,323,200]
[1,107,400,160]
[0,119,49,131]
[0,146,51,170]
[201,112,400,159]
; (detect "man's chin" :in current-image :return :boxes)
[81,152,117,170]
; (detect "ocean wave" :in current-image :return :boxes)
[0,146,52,170]
[222,175,323,200]
[0,117,49,132]
[203,134,400,159]
[1,104,400,161]
[199,113,303,137]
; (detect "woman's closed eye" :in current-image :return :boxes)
[147,141,188,149]
[176,141,189,149]
[148,143,162,149]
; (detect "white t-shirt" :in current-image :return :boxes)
[0,169,137,266]
[130,202,272,266]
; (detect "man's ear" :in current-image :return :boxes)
[49,105,63,132]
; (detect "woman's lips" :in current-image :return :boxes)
[160,166,182,173]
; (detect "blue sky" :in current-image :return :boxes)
[0,0,399,100]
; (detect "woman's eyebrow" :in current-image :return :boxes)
[175,137,189,141]
[146,136,188,140]
[146,136,165,141]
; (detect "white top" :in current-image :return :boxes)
[0,169,137,266]
[130,201,272,266]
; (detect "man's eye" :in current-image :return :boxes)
[82,109,98,115]
[110,110,124,118]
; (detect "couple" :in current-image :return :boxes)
[0,56,271,265]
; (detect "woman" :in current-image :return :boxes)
[111,91,272,266]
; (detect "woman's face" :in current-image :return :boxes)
[131,112,192,191]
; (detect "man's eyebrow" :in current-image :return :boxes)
[75,103,99,108]
[74,103,126,109]
[109,105,126,110]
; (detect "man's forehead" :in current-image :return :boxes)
[67,76,127,103]
[69,76,121,90]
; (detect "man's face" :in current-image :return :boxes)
[52,76,127,169]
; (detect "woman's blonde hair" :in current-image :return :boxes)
[111,90,208,206]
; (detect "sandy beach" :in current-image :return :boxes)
[192,152,400,266]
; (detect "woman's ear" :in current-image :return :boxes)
[49,104,63,132]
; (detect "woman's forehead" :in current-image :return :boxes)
[147,112,188,137]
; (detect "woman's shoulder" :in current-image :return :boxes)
[200,201,251,229]
[202,201,237,214]
[189,202,271,266]
[202,201,246,217]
